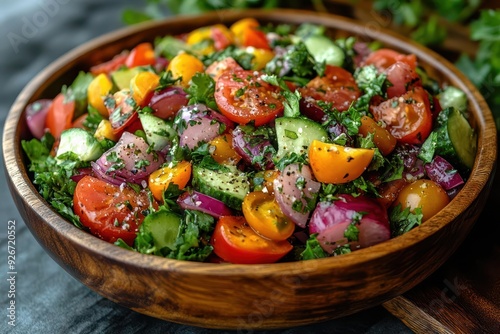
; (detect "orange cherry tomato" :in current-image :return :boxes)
[214,70,284,126]
[363,48,418,71]
[393,179,450,222]
[73,175,156,246]
[87,73,114,116]
[358,115,397,155]
[209,133,242,165]
[45,92,75,139]
[130,71,160,107]
[211,216,293,264]
[298,65,360,112]
[242,28,270,50]
[148,161,192,201]
[125,42,156,68]
[242,191,295,241]
[371,86,432,145]
[309,140,374,184]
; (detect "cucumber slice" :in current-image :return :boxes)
[111,67,142,90]
[56,128,103,161]
[438,86,468,113]
[304,35,344,67]
[192,164,250,210]
[447,107,477,170]
[139,113,177,150]
[435,107,477,172]
[275,117,328,161]
[139,209,182,252]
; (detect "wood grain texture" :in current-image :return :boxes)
[2,9,497,330]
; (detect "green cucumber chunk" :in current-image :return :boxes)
[435,107,477,172]
[139,113,177,150]
[111,67,142,91]
[192,164,250,210]
[56,128,103,161]
[304,35,344,67]
[137,209,182,253]
[275,117,328,161]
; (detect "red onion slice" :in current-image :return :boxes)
[25,99,52,139]
[177,191,233,218]
[309,194,390,253]
[273,164,321,228]
[93,131,164,185]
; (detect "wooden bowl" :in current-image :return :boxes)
[3,9,497,330]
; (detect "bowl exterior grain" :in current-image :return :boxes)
[3,9,497,330]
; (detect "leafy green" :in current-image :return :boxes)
[299,234,328,260]
[185,72,218,110]
[261,74,301,117]
[389,204,424,237]
[21,133,83,228]
[354,65,387,113]
[62,71,94,118]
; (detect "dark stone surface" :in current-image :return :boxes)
[0,1,412,333]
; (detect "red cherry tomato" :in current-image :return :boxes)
[385,61,422,98]
[242,28,270,50]
[211,216,293,264]
[298,65,360,112]
[363,48,418,71]
[371,86,432,145]
[125,42,156,68]
[73,175,157,246]
[106,89,142,136]
[214,70,285,126]
[45,92,75,139]
[90,51,129,76]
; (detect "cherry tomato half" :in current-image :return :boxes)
[211,216,293,264]
[45,92,75,139]
[371,86,432,145]
[106,89,142,136]
[242,191,295,241]
[393,179,450,222]
[298,65,360,112]
[74,175,157,246]
[214,70,285,126]
[363,48,418,71]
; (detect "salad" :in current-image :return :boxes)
[22,18,477,264]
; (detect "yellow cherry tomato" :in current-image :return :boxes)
[87,73,114,117]
[130,71,160,107]
[358,116,397,156]
[246,47,275,70]
[148,161,192,201]
[242,191,295,241]
[393,179,450,222]
[308,140,374,184]
[230,18,260,46]
[167,53,204,88]
[94,119,118,142]
[208,133,242,165]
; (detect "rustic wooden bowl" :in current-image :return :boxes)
[3,9,497,330]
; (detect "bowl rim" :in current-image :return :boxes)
[3,8,497,277]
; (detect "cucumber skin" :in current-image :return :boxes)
[192,165,250,210]
[434,108,476,174]
[275,117,328,161]
[56,128,103,162]
[141,210,182,252]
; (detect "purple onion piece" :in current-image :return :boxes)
[232,126,275,170]
[273,164,321,228]
[149,87,188,120]
[425,155,465,191]
[25,99,52,139]
[177,191,233,219]
[308,194,390,253]
[93,131,164,185]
